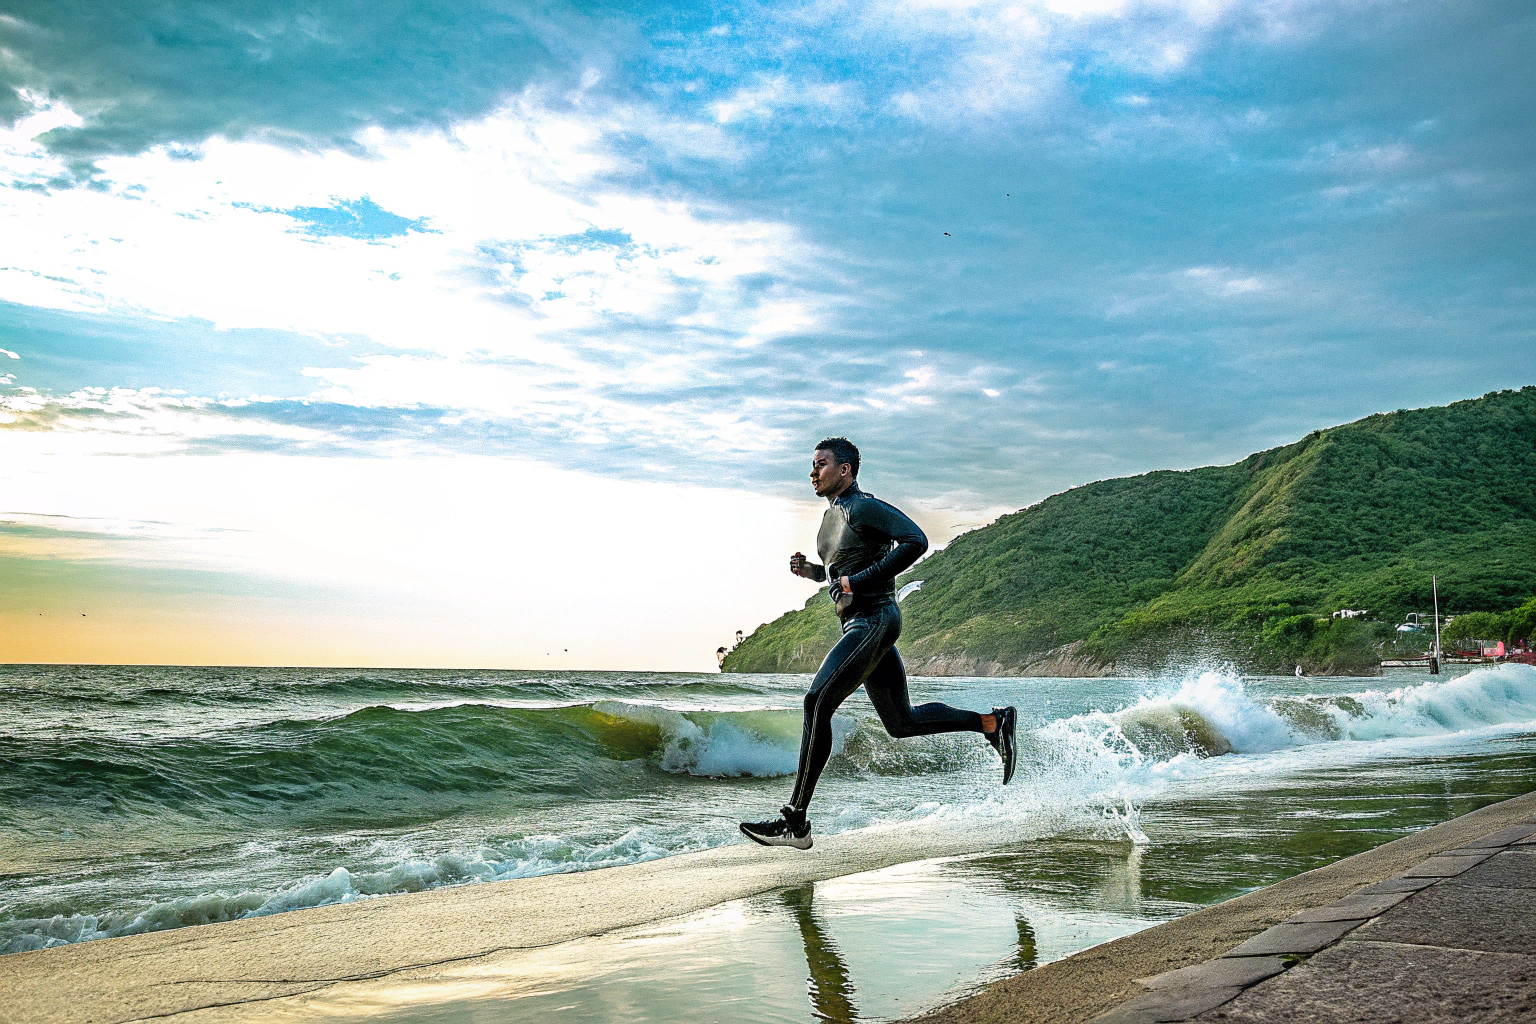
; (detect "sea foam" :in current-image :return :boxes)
[1038,663,1536,772]
[0,828,697,954]
[946,664,1536,841]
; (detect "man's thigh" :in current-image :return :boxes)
[861,647,913,722]
[808,616,891,710]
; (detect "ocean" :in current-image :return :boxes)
[4,660,1536,984]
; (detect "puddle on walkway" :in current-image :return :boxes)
[289,843,1177,1024]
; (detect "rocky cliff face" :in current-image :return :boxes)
[904,642,1115,678]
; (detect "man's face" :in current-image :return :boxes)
[810,449,852,497]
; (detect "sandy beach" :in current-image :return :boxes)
[4,818,1027,1024]
[4,788,1534,1024]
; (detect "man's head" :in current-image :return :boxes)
[811,437,860,498]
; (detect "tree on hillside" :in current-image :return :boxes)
[1501,598,1536,643]
[1445,611,1503,647]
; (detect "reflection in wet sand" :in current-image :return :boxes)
[285,848,1176,1023]
[781,884,858,1023]
[1095,844,1145,914]
[1014,916,1038,972]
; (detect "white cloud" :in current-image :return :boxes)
[0,91,831,445]
[0,385,330,446]
[1102,263,1282,318]
[1182,265,1270,296]
[711,76,853,124]
[1302,140,1416,174]
[848,0,1260,120]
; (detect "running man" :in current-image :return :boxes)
[741,437,1017,850]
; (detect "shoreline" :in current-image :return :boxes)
[9,792,1536,1023]
[907,787,1536,1024]
[4,817,1046,1024]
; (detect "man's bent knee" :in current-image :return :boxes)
[877,713,920,739]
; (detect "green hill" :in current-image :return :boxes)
[723,387,1536,676]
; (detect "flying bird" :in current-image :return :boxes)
[944,232,951,236]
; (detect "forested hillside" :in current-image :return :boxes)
[723,387,1536,676]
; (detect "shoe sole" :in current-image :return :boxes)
[999,706,1017,785]
[739,824,813,850]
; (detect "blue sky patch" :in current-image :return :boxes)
[246,196,431,240]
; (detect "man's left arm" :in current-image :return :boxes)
[844,499,928,593]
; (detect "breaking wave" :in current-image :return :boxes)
[1,701,855,824]
[1029,664,1536,794]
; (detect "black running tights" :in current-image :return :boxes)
[788,599,984,813]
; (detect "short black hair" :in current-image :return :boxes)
[815,437,860,476]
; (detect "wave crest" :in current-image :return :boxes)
[1033,664,1536,783]
[0,828,691,955]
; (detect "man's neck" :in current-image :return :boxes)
[826,479,858,503]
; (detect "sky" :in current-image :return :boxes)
[1,0,1532,669]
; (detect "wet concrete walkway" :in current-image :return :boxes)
[1096,816,1536,1023]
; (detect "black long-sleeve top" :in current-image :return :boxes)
[808,482,928,612]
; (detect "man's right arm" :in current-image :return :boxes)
[789,552,827,582]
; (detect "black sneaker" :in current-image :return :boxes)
[740,806,813,850]
[986,706,1018,785]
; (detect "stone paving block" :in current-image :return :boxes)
[1402,854,1491,877]
[1467,822,1536,848]
[1096,986,1244,1023]
[1191,941,1536,1022]
[1443,849,1536,890]
[1139,956,1288,992]
[1220,918,1360,958]
[1354,882,1536,954]
[1286,890,1411,922]
[1355,875,1439,894]
[1439,847,1506,859]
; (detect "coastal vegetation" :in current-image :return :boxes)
[724,387,1536,676]
[1444,599,1536,649]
